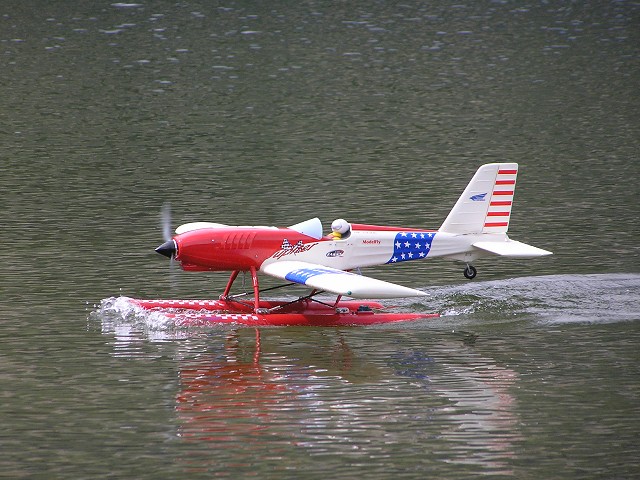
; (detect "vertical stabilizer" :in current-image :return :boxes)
[439,163,518,234]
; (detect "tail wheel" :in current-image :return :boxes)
[463,265,477,280]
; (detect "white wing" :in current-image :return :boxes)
[262,261,427,299]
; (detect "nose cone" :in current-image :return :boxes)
[155,239,177,258]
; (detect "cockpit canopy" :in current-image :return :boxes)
[287,217,323,239]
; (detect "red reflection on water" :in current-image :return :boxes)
[175,329,297,444]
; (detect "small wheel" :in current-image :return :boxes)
[463,264,477,279]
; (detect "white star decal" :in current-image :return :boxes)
[389,231,437,265]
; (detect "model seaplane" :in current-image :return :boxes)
[131,163,552,326]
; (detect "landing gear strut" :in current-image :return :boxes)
[463,264,477,280]
[219,269,345,314]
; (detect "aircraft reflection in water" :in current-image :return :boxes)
[169,330,520,474]
[174,330,367,446]
[175,330,293,443]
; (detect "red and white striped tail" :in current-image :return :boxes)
[439,163,518,235]
[483,164,517,233]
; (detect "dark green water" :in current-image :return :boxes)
[1,1,639,478]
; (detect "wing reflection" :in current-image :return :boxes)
[394,342,520,474]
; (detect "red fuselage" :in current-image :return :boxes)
[174,227,313,271]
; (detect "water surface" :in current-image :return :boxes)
[1,1,639,478]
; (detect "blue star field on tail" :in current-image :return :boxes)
[386,232,436,264]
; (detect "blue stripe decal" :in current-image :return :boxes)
[285,267,347,284]
[386,232,436,264]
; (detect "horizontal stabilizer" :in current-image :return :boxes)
[262,260,427,299]
[473,240,552,258]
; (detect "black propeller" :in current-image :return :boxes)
[156,202,176,259]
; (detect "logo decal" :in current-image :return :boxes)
[272,239,317,259]
[326,249,344,258]
[470,193,488,201]
[362,240,381,245]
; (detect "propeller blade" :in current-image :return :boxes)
[157,202,179,291]
[161,202,172,242]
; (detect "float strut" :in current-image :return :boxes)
[333,295,343,307]
[250,266,260,311]
[221,270,240,299]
